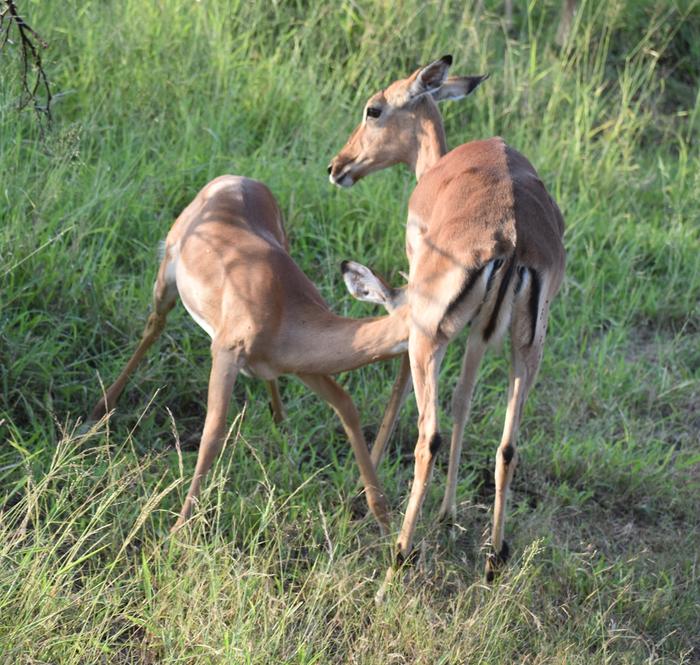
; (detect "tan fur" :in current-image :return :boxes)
[329,56,565,588]
[90,175,411,535]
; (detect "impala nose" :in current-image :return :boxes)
[328,157,354,187]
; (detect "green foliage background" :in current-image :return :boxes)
[1,0,698,662]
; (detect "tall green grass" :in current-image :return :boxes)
[1,0,699,661]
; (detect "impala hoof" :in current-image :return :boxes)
[395,544,420,569]
[76,418,98,437]
[437,504,457,525]
[485,540,510,583]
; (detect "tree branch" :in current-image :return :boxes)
[0,0,52,124]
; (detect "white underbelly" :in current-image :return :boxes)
[180,296,215,338]
[175,262,216,339]
[390,340,409,354]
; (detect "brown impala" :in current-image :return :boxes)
[89,175,411,534]
[329,55,566,592]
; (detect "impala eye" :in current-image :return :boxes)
[366,107,382,119]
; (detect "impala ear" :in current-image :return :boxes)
[407,54,453,100]
[341,260,393,307]
[430,74,489,102]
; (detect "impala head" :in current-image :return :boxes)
[328,55,488,186]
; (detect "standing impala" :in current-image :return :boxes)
[329,55,565,585]
[89,175,411,534]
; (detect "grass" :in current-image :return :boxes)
[1,0,699,662]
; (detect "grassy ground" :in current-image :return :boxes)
[1,0,699,662]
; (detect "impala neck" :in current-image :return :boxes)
[300,307,410,376]
[411,101,447,180]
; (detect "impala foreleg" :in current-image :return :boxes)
[298,373,391,535]
[438,332,487,523]
[174,345,241,531]
[265,379,286,424]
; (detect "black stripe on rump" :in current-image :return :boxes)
[483,258,515,342]
[528,268,541,345]
[486,258,504,293]
[445,265,486,318]
[514,265,526,296]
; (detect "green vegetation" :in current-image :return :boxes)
[1,0,698,662]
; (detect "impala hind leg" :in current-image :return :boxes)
[174,345,241,531]
[298,373,391,535]
[90,260,178,421]
[438,332,487,523]
[376,332,446,602]
[486,297,549,581]
[396,331,447,562]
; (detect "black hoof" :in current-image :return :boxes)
[395,545,419,569]
[484,540,510,583]
[437,507,456,526]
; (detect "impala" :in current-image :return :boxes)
[89,175,411,534]
[329,55,566,587]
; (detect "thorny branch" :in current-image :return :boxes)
[0,0,52,124]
